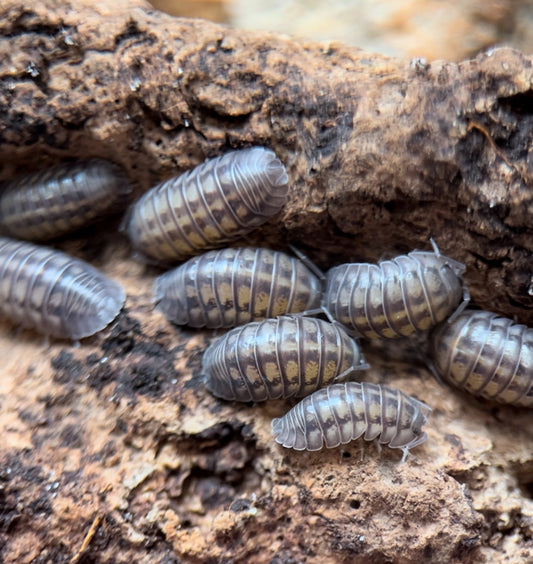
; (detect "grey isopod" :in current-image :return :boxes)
[429,310,533,407]
[323,241,469,339]
[271,382,431,459]
[0,160,131,241]
[154,247,322,329]
[0,237,125,340]
[203,316,367,402]
[125,147,289,263]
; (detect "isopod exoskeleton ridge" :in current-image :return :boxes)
[271,381,431,459]
[203,316,367,402]
[126,147,289,263]
[0,160,131,241]
[0,237,125,340]
[154,247,322,329]
[429,310,533,407]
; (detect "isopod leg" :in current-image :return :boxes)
[333,362,370,383]
[446,284,471,323]
[429,237,440,256]
[320,305,336,323]
[287,245,326,280]
[287,307,324,318]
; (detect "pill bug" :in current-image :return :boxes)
[429,310,533,407]
[271,382,431,459]
[0,160,132,241]
[0,237,125,340]
[323,241,468,339]
[154,247,322,329]
[126,146,289,263]
[203,316,367,402]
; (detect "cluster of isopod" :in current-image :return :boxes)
[0,160,131,340]
[119,147,437,458]
[1,146,531,462]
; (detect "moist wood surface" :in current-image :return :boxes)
[1,1,533,563]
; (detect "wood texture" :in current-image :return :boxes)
[1,2,533,319]
[1,1,533,563]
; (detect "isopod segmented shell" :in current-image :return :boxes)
[323,244,468,339]
[126,147,289,263]
[0,160,131,241]
[154,247,322,329]
[429,310,533,407]
[203,316,366,402]
[0,237,125,340]
[271,382,431,456]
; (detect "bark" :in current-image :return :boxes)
[1,1,533,563]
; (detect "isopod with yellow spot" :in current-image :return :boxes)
[0,237,125,340]
[429,309,533,407]
[154,247,322,329]
[272,382,431,460]
[125,147,289,263]
[322,241,469,339]
[203,316,367,402]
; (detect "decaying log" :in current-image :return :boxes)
[2,0,533,320]
[1,1,533,563]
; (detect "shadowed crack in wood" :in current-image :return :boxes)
[0,1,533,563]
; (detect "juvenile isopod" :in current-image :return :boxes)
[203,316,367,402]
[0,160,131,241]
[323,241,468,339]
[154,247,322,329]
[429,310,533,407]
[125,147,289,263]
[271,382,431,459]
[0,237,125,340]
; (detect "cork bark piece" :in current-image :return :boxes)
[1,1,533,563]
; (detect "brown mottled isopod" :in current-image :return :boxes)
[126,147,289,263]
[154,247,322,329]
[429,310,533,407]
[271,382,431,459]
[0,160,131,241]
[203,316,367,402]
[0,237,125,340]
[323,242,468,339]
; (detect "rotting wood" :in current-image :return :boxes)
[1,0,533,320]
[1,1,533,563]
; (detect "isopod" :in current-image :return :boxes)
[154,247,322,329]
[203,316,367,402]
[0,237,125,340]
[0,160,131,241]
[125,147,289,263]
[271,382,431,459]
[323,241,468,339]
[429,310,533,407]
